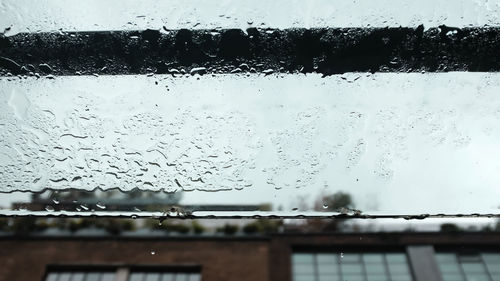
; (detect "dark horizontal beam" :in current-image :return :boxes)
[1,26,499,76]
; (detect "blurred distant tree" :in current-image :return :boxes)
[127,189,143,199]
[0,218,9,231]
[481,224,493,232]
[217,224,239,235]
[440,223,462,233]
[191,220,205,234]
[259,203,273,211]
[314,191,353,212]
[293,191,357,233]
[11,217,37,234]
[242,219,282,234]
[147,219,190,233]
[242,222,260,234]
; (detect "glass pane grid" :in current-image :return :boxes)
[436,253,500,281]
[45,272,116,281]
[293,252,413,281]
[46,271,201,281]
[130,273,201,281]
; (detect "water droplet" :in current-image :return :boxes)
[45,205,54,212]
[131,215,137,219]
[52,198,60,204]
[322,204,328,209]
[39,63,53,73]
[96,202,106,209]
[190,67,207,75]
[150,250,156,255]
[340,253,344,259]
[262,69,274,75]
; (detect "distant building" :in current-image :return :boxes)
[2,231,500,281]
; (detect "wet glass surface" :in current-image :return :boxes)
[1,0,500,223]
[1,73,500,217]
[1,0,500,35]
[1,2,500,281]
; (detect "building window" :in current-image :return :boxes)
[45,271,116,281]
[292,252,413,281]
[44,268,201,281]
[128,272,201,281]
[436,253,500,281]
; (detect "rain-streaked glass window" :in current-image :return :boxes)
[45,271,116,281]
[2,0,500,219]
[128,272,201,281]
[292,252,413,281]
[436,253,500,281]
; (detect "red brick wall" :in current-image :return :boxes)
[2,233,500,281]
[0,238,270,281]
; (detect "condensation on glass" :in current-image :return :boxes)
[1,0,500,218]
[2,0,500,35]
[1,73,500,216]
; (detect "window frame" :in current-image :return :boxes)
[43,264,203,281]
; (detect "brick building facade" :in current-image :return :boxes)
[2,232,500,281]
